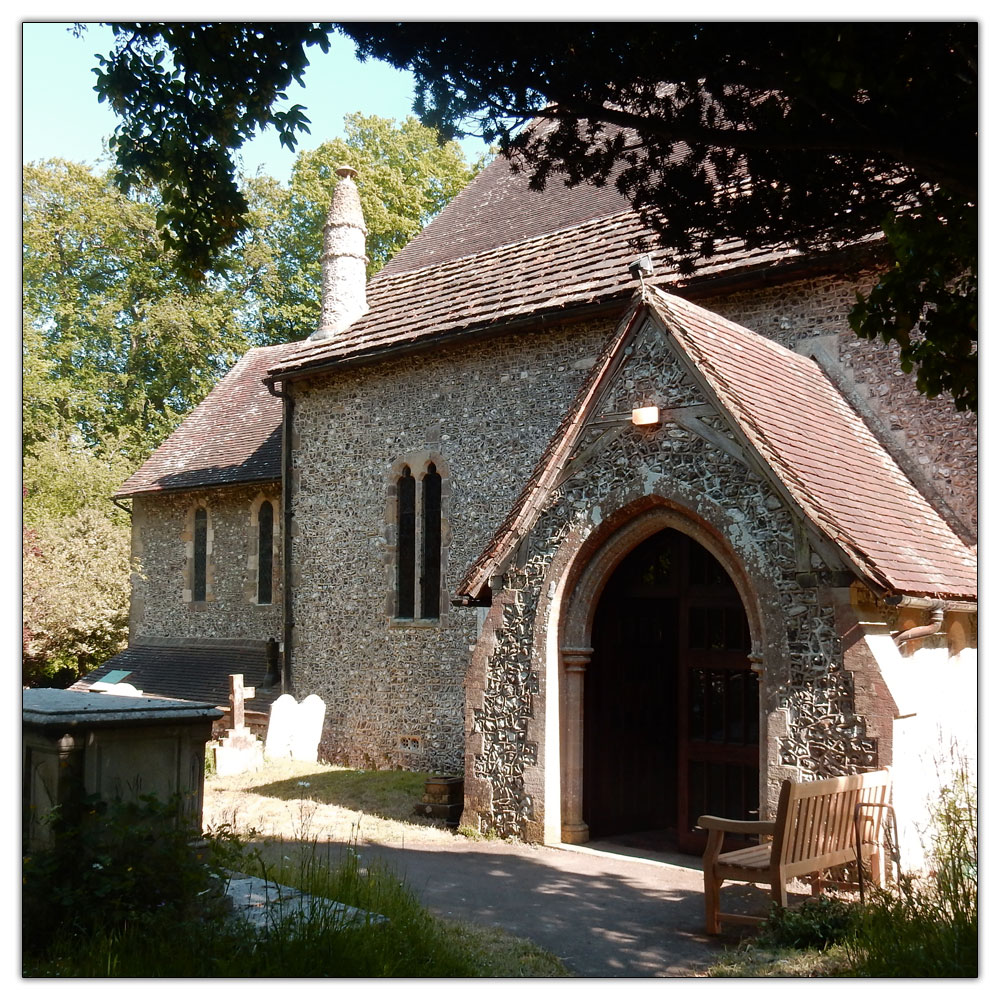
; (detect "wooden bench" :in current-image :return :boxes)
[698,768,892,934]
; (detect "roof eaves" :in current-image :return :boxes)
[266,297,631,384]
[115,472,282,500]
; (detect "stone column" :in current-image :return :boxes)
[561,647,592,844]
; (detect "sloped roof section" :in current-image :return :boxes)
[460,291,976,602]
[381,150,634,275]
[269,213,797,379]
[72,639,283,713]
[648,291,977,600]
[115,343,287,497]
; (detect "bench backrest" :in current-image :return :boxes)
[771,769,892,879]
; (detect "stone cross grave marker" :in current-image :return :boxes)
[213,674,264,776]
[229,673,255,733]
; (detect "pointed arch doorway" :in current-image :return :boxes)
[581,527,758,854]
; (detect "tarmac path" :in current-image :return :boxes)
[292,835,770,977]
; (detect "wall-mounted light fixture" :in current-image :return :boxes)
[631,405,661,426]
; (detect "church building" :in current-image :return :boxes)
[92,152,977,862]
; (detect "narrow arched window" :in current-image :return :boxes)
[420,464,442,619]
[193,507,208,602]
[257,500,274,605]
[397,467,416,618]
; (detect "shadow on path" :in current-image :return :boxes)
[255,834,792,977]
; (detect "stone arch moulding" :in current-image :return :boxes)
[530,494,781,846]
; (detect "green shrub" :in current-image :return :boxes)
[23,793,245,953]
[846,764,977,978]
[759,894,858,951]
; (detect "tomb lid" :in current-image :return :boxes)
[22,689,223,731]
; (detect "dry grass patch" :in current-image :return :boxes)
[204,758,459,847]
[708,944,853,978]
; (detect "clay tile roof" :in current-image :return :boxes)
[648,291,977,600]
[115,343,287,497]
[268,212,795,380]
[380,150,636,275]
[460,291,976,602]
[72,639,283,713]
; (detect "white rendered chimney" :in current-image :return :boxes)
[309,165,369,341]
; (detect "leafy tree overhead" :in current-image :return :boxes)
[92,22,977,410]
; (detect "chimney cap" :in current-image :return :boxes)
[335,165,359,180]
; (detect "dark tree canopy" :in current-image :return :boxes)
[91,22,978,409]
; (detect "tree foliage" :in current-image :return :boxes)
[93,21,334,279]
[22,442,134,687]
[24,126,476,461]
[22,119,477,684]
[91,21,977,409]
[23,159,251,462]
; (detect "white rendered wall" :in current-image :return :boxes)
[865,630,977,871]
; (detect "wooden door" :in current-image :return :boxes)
[585,591,678,837]
[676,542,758,852]
[584,529,758,853]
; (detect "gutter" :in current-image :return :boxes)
[884,594,977,614]
[265,376,295,696]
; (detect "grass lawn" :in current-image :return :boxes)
[24,759,570,977]
[204,757,460,846]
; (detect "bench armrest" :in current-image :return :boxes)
[697,815,776,836]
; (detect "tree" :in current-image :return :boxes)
[22,440,134,687]
[91,22,977,409]
[23,159,253,463]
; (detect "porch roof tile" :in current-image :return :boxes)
[459,290,976,602]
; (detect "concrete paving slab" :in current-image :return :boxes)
[225,872,385,931]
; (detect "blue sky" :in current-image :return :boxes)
[21,21,490,181]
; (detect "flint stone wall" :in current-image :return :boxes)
[129,484,282,642]
[466,318,882,839]
[130,269,971,787]
[288,271,968,779]
[289,317,612,773]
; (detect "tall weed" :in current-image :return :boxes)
[847,759,977,977]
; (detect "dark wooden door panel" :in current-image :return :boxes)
[584,529,758,854]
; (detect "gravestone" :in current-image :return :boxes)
[213,674,264,776]
[264,693,326,763]
[264,694,298,761]
[290,694,326,763]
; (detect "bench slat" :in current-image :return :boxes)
[700,768,892,934]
